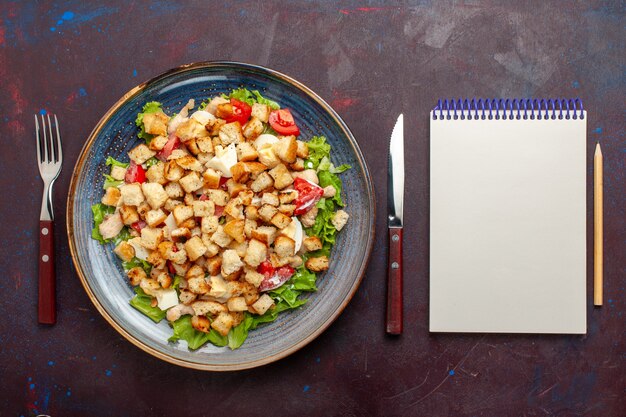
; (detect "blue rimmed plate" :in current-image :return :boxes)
[67,62,375,370]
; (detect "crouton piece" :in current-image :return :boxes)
[157,241,174,258]
[224,219,245,243]
[221,249,244,277]
[185,264,204,280]
[274,235,296,258]
[191,315,211,333]
[147,250,166,269]
[184,236,207,261]
[243,116,263,140]
[290,158,305,172]
[296,140,309,158]
[128,143,156,165]
[216,102,234,119]
[192,200,215,217]
[270,212,292,229]
[227,297,248,312]
[230,162,251,184]
[289,255,304,268]
[251,172,274,193]
[323,185,336,198]
[192,300,227,317]
[187,139,203,156]
[179,290,197,305]
[244,269,265,288]
[165,245,188,265]
[156,271,172,289]
[170,260,190,274]
[303,236,323,252]
[236,142,258,162]
[148,135,168,151]
[205,189,229,206]
[245,206,259,221]
[140,227,163,250]
[238,190,254,206]
[250,294,275,315]
[261,192,280,207]
[211,312,235,336]
[142,111,168,136]
[258,204,278,223]
[278,204,295,216]
[197,152,212,165]
[331,209,349,231]
[205,118,226,136]
[224,197,244,219]
[226,181,248,198]
[172,205,193,226]
[179,172,204,193]
[136,202,150,218]
[292,169,319,185]
[146,162,166,185]
[164,198,183,213]
[247,162,269,176]
[101,187,121,206]
[164,160,184,182]
[120,205,140,225]
[240,282,260,305]
[202,169,220,190]
[306,256,330,272]
[210,225,233,248]
[300,206,318,228]
[188,276,209,295]
[176,155,203,172]
[244,239,267,268]
[229,240,248,258]
[141,182,168,209]
[196,136,214,154]
[273,135,297,163]
[171,227,191,240]
[202,240,220,258]
[205,256,222,276]
[268,164,294,190]
[164,182,183,199]
[219,122,244,145]
[230,311,245,327]
[139,278,161,296]
[99,212,124,240]
[206,96,229,115]
[110,165,127,181]
[279,190,298,204]
[201,216,219,234]
[251,103,270,122]
[269,252,290,268]
[250,226,277,245]
[113,241,135,262]
[244,219,257,239]
[175,118,208,143]
[120,183,144,206]
[257,146,281,168]
[127,267,147,286]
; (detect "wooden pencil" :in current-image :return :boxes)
[594,142,603,306]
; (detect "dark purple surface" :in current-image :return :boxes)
[1,1,624,416]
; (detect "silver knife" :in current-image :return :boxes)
[386,114,404,335]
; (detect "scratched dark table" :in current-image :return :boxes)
[1,1,624,416]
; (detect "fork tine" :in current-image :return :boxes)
[54,114,62,163]
[47,114,55,162]
[41,114,49,163]
[35,115,42,164]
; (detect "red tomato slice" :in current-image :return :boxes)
[167,261,176,275]
[214,205,225,217]
[125,161,146,184]
[224,98,252,125]
[156,135,180,161]
[293,177,323,215]
[258,264,295,292]
[130,220,147,233]
[219,176,229,190]
[268,109,300,136]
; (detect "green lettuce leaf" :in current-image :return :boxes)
[223,88,280,110]
[318,170,345,207]
[129,287,165,323]
[122,257,152,274]
[146,157,159,168]
[135,101,163,143]
[304,136,331,170]
[114,227,132,245]
[91,203,115,244]
[168,316,228,350]
[105,156,129,168]
[103,174,123,190]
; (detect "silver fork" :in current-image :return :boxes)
[35,114,63,324]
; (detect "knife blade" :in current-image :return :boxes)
[386,114,404,335]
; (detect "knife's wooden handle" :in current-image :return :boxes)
[386,226,403,334]
[39,220,56,324]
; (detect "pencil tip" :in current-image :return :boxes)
[595,142,602,155]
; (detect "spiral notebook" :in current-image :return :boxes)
[429,99,587,334]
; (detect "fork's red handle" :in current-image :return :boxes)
[38,220,56,324]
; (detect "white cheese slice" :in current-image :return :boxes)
[280,217,303,253]
[155,289,179,311]
[254,134,279,150]
[128,237,149,261]
[164,213,177,231]
[191,110,215,125]
[206,144,237,177]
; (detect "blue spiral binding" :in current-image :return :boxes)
[432,98,584,120]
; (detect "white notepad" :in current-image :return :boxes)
[429,99,587,334]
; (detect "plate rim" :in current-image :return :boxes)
[66,61,376,371]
